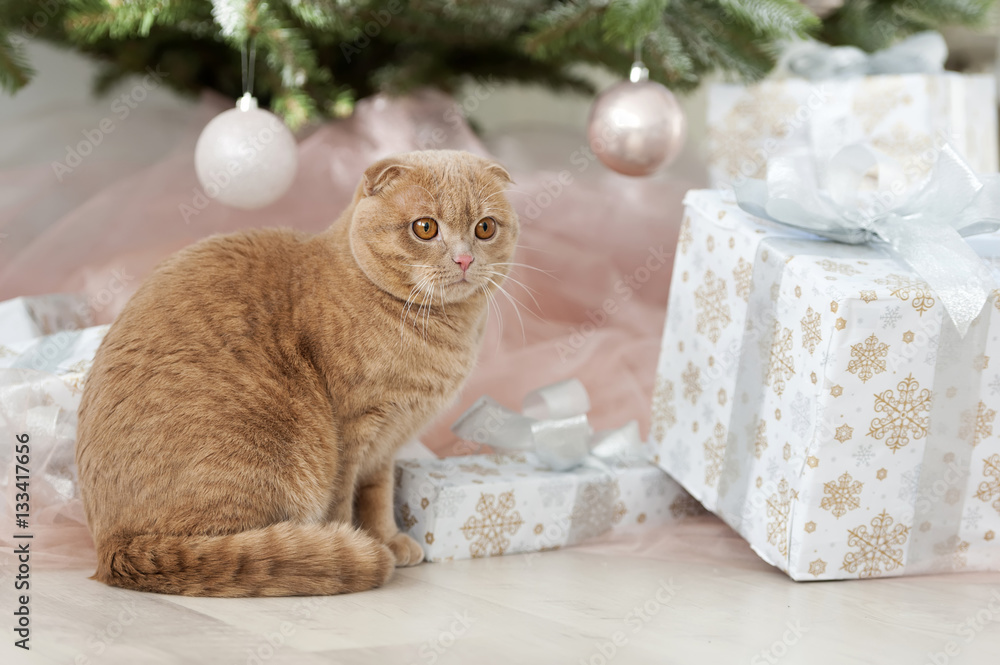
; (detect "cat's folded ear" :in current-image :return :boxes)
[363,158,412,197]
[486,162,514,186]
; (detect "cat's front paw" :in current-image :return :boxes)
[387,532,424,567]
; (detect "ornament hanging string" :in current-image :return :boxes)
[193,34,299,209]
[587,33,685,176]
[630,38,648,82]
[239,37,257,111]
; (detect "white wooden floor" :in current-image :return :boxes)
[5,516,1000,665]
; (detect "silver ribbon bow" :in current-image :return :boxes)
[781,31,947,80]
[734,142,1000,336]
[450,379,646,471]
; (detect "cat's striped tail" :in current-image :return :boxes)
[93,522,394,597]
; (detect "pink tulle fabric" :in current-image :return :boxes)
[0,89,693,567]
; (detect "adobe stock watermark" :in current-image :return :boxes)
[925,588,1000,665]
[414,76,500,151]
[73,601,140,664]
[243,595,338,664]
[51,66,169,182]
[7,0,63,47]
[724,84,832,193]
[410,610,477,664]
[579,578,678,665]
[750,619,808,664]
[179,113,288,224]
[556,245,672,362]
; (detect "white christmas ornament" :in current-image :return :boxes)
[194,93,298,209]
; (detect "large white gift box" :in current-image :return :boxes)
[707,72,997,190]
[651,189,1000,580]
[394,452,703,562]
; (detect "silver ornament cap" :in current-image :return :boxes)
[587,63,686,177]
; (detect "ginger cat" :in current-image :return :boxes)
[76,150,518,597]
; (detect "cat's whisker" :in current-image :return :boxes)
[481,282,503,352]
[401,275,432,342]
[437,282,451,323]
[490,261,557,278]
[483,270,543,314]
[485,276,526,344]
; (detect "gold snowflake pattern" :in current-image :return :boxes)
[708,83,799,180]
[859,290,878,304]
[682,362,702,404]
[703,422,728,488]
[877,468,888,480]
[816,259,861,276]
[458,463,501,476]
[669,492,706,519]
[808,559,827,577]
[934,535,970,570]
[765,322,795,396]
[0,344,14,358]
[651,375,677,443]
[820,472,864,519]
[853,80,911,132]
[835,424,854,443]
[875,274,935,315]
[754,419,768,459]
[800,307,822,356]
[694,270,732,344]
[678,216,693,254]
[872,122,934,182]
[869,374,932,453]
[974,454,1000,516]
[612,501,627,525]
[487,452,528,465]
[847,333,889,383]
[397,503,418,530]
[61,358,93,395]
[766,478,794,557]
[461,491,524,558]
[570,480,618,541]
[733,257,753,302]
[842,510,909,578]
[960,401,996,448]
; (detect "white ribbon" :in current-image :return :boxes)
[450,379,646,471]
[734,143,1000,336]
[780,31,947,80]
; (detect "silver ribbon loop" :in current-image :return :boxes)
[734,143,1000,336]
[781,31,947,80]
[451,379,645,471]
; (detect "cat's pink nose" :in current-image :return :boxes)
[454,254,474,273]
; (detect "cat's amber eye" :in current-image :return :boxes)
[412,218,438,240]
[475,217,497,240]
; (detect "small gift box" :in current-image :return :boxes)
[707,32,997,190]
[652,145,1000,580]
[394,452,700,562]
[396,379,704,562]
